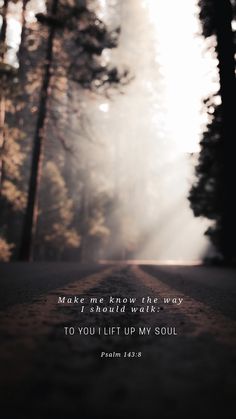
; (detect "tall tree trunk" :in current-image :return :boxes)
[78,167,89,262]
[0,95,6,189]
[215,1,236,262]
[0,0,8,59]
[19,0,59,260]
[0,0,9,190]
[17,0,28,68]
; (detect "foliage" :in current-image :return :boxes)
[189,0,236,261]
[0,236,14,261]
[37,161,80,255]
[189,104,223,251]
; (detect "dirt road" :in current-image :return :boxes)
[0,263,235,418]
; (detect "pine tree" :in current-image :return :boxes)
[19,0,130,260]
[189,0,236,262]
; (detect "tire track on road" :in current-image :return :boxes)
[132,265,236,345]
[0,266,118,385]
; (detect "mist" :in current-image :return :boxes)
[54,0,218,262]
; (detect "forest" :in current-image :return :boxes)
[0,0,235,264]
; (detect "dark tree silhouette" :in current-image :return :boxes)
[19,0,59,261]
[0,0,8,58]
[189,0,236,263]
[189,104,223,250]
[0,0,9,189]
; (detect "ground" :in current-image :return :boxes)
[0,262,236,418]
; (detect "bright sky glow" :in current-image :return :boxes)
[2,0,46,66]
[142,0,219,153]
[99,103,110,112]
[25,0,46,22]
[4,1,22,67]
[96,0,108,19]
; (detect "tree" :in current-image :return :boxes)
[189,0,236,263]
[35,161,80,259]
[0,0,10,188]
[18,0,59,260]
[19,0,130,261]
[0,0,25,260]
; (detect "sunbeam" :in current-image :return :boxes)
[85,0,219,262]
